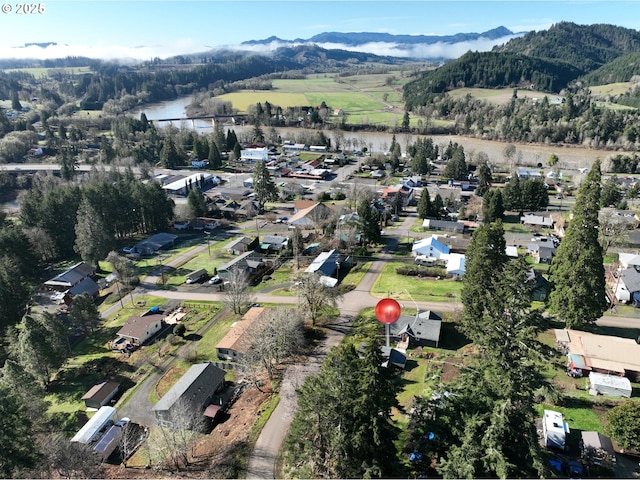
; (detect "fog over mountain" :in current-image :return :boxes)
[1,27,523,61]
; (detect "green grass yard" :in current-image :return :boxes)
[372,262,463,302]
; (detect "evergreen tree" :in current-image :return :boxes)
[208,141,222,169]
[605,400,640,451]
[252,159,278,209]
[433,193,445,219]
[417,190,433,219]
[357,200,381,244]
[476,161,493,197]
[442,143,467,180]
[600,176,622,207]
[0,256,32,332]
[402,110,410,130]
[16,314,67,389]
[483,188,505,222]
[547,160,607,328]
[11,90,22,111]
[503,174,524,214]
[233,142,241,162]
[285,342,400,478]
[74,198,113,269]
[461,221,508,337]
[159,137,181,169]
[187,188,208,218]
[0,385,40,477]
[521,178,549,211]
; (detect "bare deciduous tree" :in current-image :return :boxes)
[599,207,633,254]
[150,399,206,472]
[39,434,103,480]
[243,307,305,381]
[297,273,342,326]
[223,266,253,315]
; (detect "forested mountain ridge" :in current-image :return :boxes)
[580,51,640,86]
[242,26,516,47]
[403,51,582,109]
[493,22,640,72]
[403,22,640,109]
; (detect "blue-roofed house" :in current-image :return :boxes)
[411,236,450,259]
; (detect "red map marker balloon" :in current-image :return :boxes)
[375,298,401,325]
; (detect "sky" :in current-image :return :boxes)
[2,0,640,60]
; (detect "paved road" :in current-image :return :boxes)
[108,208,640,478]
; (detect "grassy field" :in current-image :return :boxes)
[371,262,463,302]
[4,66,93,78]
[448,87,562,105]
[216,72,409,126]
[590,82,631,97]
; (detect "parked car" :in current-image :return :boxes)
[122,246,135,254]
[209,275,222,285]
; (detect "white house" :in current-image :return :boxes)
[446,253,466,277]
[240,147,268,162]
[618,253,640,270]
[411,236,450,259]
[614,268,640,303]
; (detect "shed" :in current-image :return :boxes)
[81,381,120,409]
[588,372,632,398]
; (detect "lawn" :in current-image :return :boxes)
[372,262,463,302]
[341,261,372,289]
[47,299,223,416]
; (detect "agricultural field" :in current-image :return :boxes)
[448,86,564,105]
[217,72,411,127]
[590,82,632,97]
[4,66,93,78]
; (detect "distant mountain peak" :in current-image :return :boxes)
[242,27,515,48]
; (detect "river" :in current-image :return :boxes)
[130,96,619,170]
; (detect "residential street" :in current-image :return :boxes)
[107,209,640,479]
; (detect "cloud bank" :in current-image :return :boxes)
[0,34,520,61]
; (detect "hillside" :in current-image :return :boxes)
[403,51,581,108]
[580,51,640,85]
[403,22,640,108]
[493,21,640,72]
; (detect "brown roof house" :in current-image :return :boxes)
[115,314,164,346]
[287,202,332,228]
[216,307,266,361]
[81,380,120,410]
[152,362,226,429]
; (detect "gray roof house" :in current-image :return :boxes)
[45,262,95,290]
[520,213,554,228]
[390,310,443,348]
[134,233,178,255]
[218,250,267,281]
[116,314,164,345]
[615,267,640,303]
[81,381,120,410]
[152,362,226,428]
[260,235,289,252]
[225,236,258,255]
